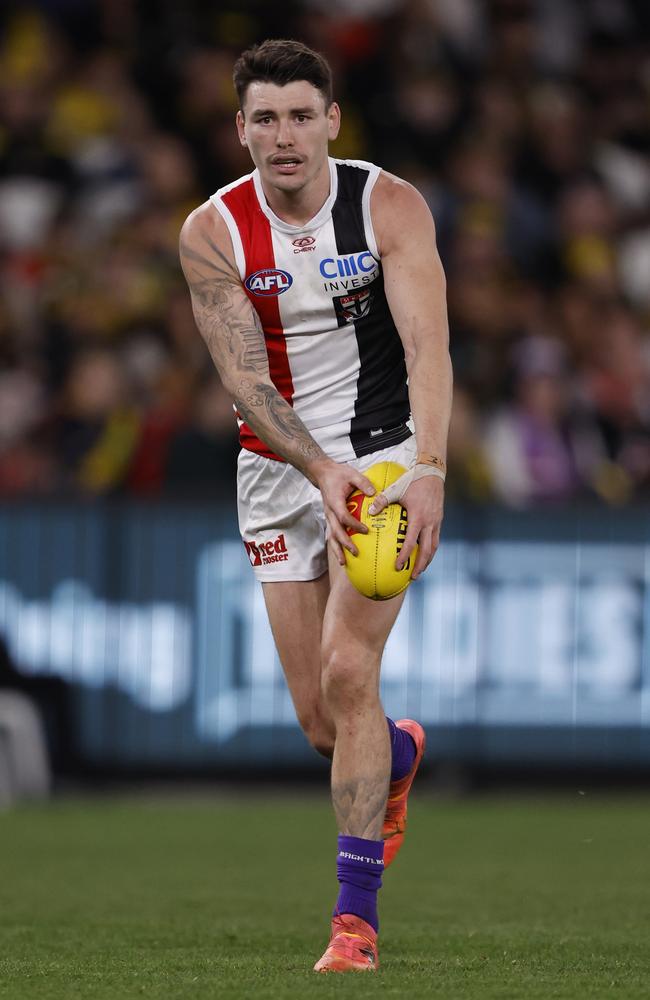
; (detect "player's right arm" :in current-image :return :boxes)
[179,202,373,558]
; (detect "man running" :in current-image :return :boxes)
[179,38,452,972]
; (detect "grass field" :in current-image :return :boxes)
[1,791,649,999]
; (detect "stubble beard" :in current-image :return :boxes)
[266,163,310,198]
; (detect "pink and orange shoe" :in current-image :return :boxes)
[382,719,426,868]
[313,914,379,973]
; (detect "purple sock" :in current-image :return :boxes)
[334,835,384,932]
[387,717,416,781]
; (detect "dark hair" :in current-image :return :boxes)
[233,39,333,111]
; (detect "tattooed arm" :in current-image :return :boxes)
[179,202,325,473]
[178,202,374,556]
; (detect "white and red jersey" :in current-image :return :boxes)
[210,157,411,462]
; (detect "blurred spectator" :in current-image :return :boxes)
[484,336,586,505]
[125,341,194,496]
[446,386,493,503]
[164,374,239,495]
[554,177,619,294]
[578,304,650,501]
[47,347,139,494]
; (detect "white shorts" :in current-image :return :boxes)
[237,436,417,582]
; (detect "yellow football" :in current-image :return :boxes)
[344,461,418,601]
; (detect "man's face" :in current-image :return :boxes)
[236,79,340,195]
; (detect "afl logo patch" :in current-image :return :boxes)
[245,268,293,296]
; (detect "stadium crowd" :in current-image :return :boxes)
[0,0,648,505]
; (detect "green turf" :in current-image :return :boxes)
[1,791,649,999]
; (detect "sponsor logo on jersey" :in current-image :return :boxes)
[245,268,293,296]
[319,251,377,279]
[292,236,316,254]
[333,287,372,326]
[244,533,289,567]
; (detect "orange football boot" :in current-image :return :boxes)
[382,719,426,868]
[313,914,379,973]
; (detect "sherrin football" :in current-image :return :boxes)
[344,461,418,601]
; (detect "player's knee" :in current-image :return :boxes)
[321,646,376,713]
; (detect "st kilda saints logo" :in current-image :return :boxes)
[333,287,372,327]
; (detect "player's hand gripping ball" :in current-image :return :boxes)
[344,461,418,600]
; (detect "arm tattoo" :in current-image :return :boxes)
[180,221,326,468]
[181,229,268,373]
[234,380,323,462]
[240,323,268,372]
[179,235,238,277]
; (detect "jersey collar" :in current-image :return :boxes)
[252,158,338,235]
